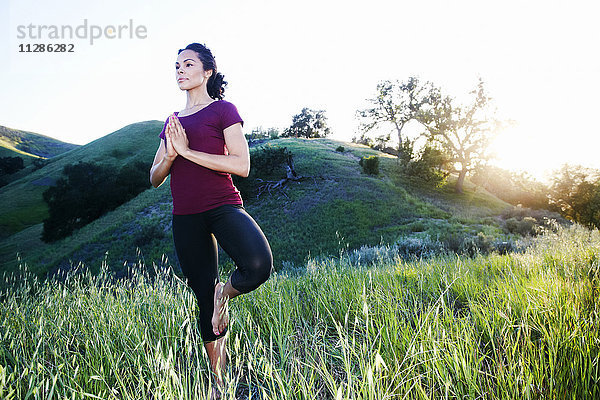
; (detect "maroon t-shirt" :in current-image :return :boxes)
[159,100,244,215]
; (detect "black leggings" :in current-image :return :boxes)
[172,204,273,342]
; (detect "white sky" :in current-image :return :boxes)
[1,0,599,182]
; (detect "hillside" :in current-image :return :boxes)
[0,125,79,159]
[0,125,80,187]
[0,133,519,279]
[0,120,162,238]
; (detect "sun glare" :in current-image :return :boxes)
[489,124,555,183]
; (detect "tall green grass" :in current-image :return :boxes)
[0,225,598,399]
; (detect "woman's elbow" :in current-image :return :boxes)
[150,169,164,188]
[239,167,250,178]
[238,158,250,177]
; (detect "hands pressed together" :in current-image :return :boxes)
[164,114,189,160]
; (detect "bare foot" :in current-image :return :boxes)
[212,282,229,336]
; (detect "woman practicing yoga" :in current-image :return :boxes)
[149,42,272,398]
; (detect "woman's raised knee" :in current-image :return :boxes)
[233,252,272,293]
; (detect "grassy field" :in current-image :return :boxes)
[1,224,597,399]
[2,136,530,279]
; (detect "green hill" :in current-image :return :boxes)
[0,125,80,187]
[0,120,162,239]
[0,125,79,159]
[0,130,521,279]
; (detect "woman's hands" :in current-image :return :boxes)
[166,114,189,158]
[159,113,249,177]
[150,114,185,188]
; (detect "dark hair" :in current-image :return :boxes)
[178,43,227,100]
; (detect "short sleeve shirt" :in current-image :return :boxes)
[159,100,244,215]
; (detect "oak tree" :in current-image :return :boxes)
[419,79,501,193]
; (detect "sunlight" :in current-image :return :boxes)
[489,124,552,182]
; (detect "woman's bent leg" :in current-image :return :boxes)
[208,205,273,294]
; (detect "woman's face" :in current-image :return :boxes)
[175,49,212,90]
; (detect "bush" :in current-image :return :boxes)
[407,146,450,187]
[343,232,527,263]
[459,232,494,256]
[359,155,379,175]
[0,156,25,175]
[33,158,49,170]
[501,206,568,236]
[335,146,345,152]
[134,223,166,248]
[42,161,151,242]
[396,141,450,187]
[493,239,529,255]
[250,146,292,177]
[233,146,293,200]
[505,217,538,236]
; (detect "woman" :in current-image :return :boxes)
[149,43,272,397]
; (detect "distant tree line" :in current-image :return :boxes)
[42,161,151,242]
[245,127,280,142]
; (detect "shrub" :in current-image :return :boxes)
[134,223,165,248]
[395,141,450,187]
[109,148,129,159]
[501,206,569,236]
[0,156,25,175]
[343,236,448,265]
[335,146,345,152]
[233,146,293,200]
[459,232,494,256]
[42,161,151,242]
[251,146,292,177]
[397,140,414,168]
[492,239,530,255]
[33,157,49,170]
[505,217,538,236]
[359,155,379,175]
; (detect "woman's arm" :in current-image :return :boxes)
[150,135,177,188]
[168,115,250,177]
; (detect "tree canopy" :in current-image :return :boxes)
[548,164,600,229]
[418,78,502,193]
[356,76,437,158]
[283,107,331,138]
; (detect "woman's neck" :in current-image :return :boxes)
[185,86,213,109]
